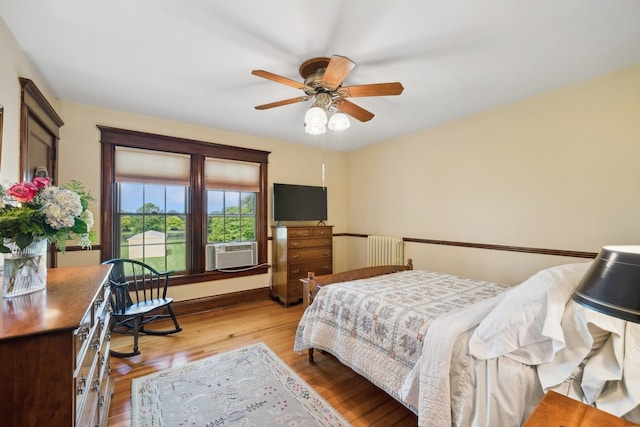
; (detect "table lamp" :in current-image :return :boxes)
[572,245,640,323]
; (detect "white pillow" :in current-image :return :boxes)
[537,300,619,394]
[468,262,591,365]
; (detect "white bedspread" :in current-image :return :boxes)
[414,294,505,426]
[293,270,508,417]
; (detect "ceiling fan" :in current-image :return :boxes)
[251,55,404,123]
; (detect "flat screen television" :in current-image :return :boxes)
[273,183,327,223]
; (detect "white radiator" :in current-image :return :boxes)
[206,241,258,270]
[367,235,404,266]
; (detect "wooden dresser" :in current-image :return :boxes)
[0,265,113,427]
[523,391,638,427]
[271,225,333,307]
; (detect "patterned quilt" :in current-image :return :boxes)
[293,269,508,411]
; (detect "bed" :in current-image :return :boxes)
[294,260,640,427]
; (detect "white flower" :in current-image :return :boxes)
[80,209,94,231]
[77,233,92,249]
[39,187,83,230]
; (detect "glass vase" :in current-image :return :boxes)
[2,238,48,298]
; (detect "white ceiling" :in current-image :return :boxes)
[2,0,640,152]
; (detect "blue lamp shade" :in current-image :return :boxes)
[572,245,640,323]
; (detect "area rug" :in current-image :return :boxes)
[131,342,351,426]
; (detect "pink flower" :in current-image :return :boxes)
[32,177,50,189]
[7,182,39,203]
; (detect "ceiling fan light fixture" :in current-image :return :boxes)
[328,111,350,131]
[304,105,328,127]
[253,54,404,135]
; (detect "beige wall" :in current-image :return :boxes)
[0,17,59,181]
[346,64,640,284]
[54,101,349,301]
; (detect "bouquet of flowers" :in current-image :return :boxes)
[0,176,95,253]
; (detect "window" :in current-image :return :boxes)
[205,158,260,244]
[117,182,188,273]
[207,190,256,243]
[115,148,190,273]
[100,126,270,285]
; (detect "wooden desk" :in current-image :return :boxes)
[523,391,637,427]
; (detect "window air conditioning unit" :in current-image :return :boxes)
[206,241,258,271]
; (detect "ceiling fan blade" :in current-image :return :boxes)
[338,82,404,98]
[333,99,374,122]
[251,70,306,90]
[254,96,311,110]
[320,55,356,91]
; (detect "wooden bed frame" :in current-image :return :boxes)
[300,259,413,362]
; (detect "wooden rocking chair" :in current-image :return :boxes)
[102,258,182,357]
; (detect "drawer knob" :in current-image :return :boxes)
[292,241,299,247]
[76,375,87,395]
[78,325,90,341]
[91,338,101,350]
[292,253,300,259]
[292,269,300,274]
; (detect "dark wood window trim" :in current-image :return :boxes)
[98,126,270,285]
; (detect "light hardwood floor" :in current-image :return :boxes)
[107,298,418,426]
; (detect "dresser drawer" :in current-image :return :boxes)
[289,246,332,262]
[287,227,332,238]
[74,293,108,369]
[311,228,332,237]
[288,228,312,238]
[75,324,99,411]
[74,319,94,368]
[97,370,114,427]
[76,373,100,427]
[286,280,302,297]
[288,237,332,249]
[289,260,332,280]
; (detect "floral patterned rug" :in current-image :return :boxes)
[131,342,351,426]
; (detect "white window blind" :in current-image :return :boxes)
[205,158,260,192]
[115,147,190,185]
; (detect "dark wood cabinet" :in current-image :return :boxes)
[0,265,113,426]
[271,225,333,307]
